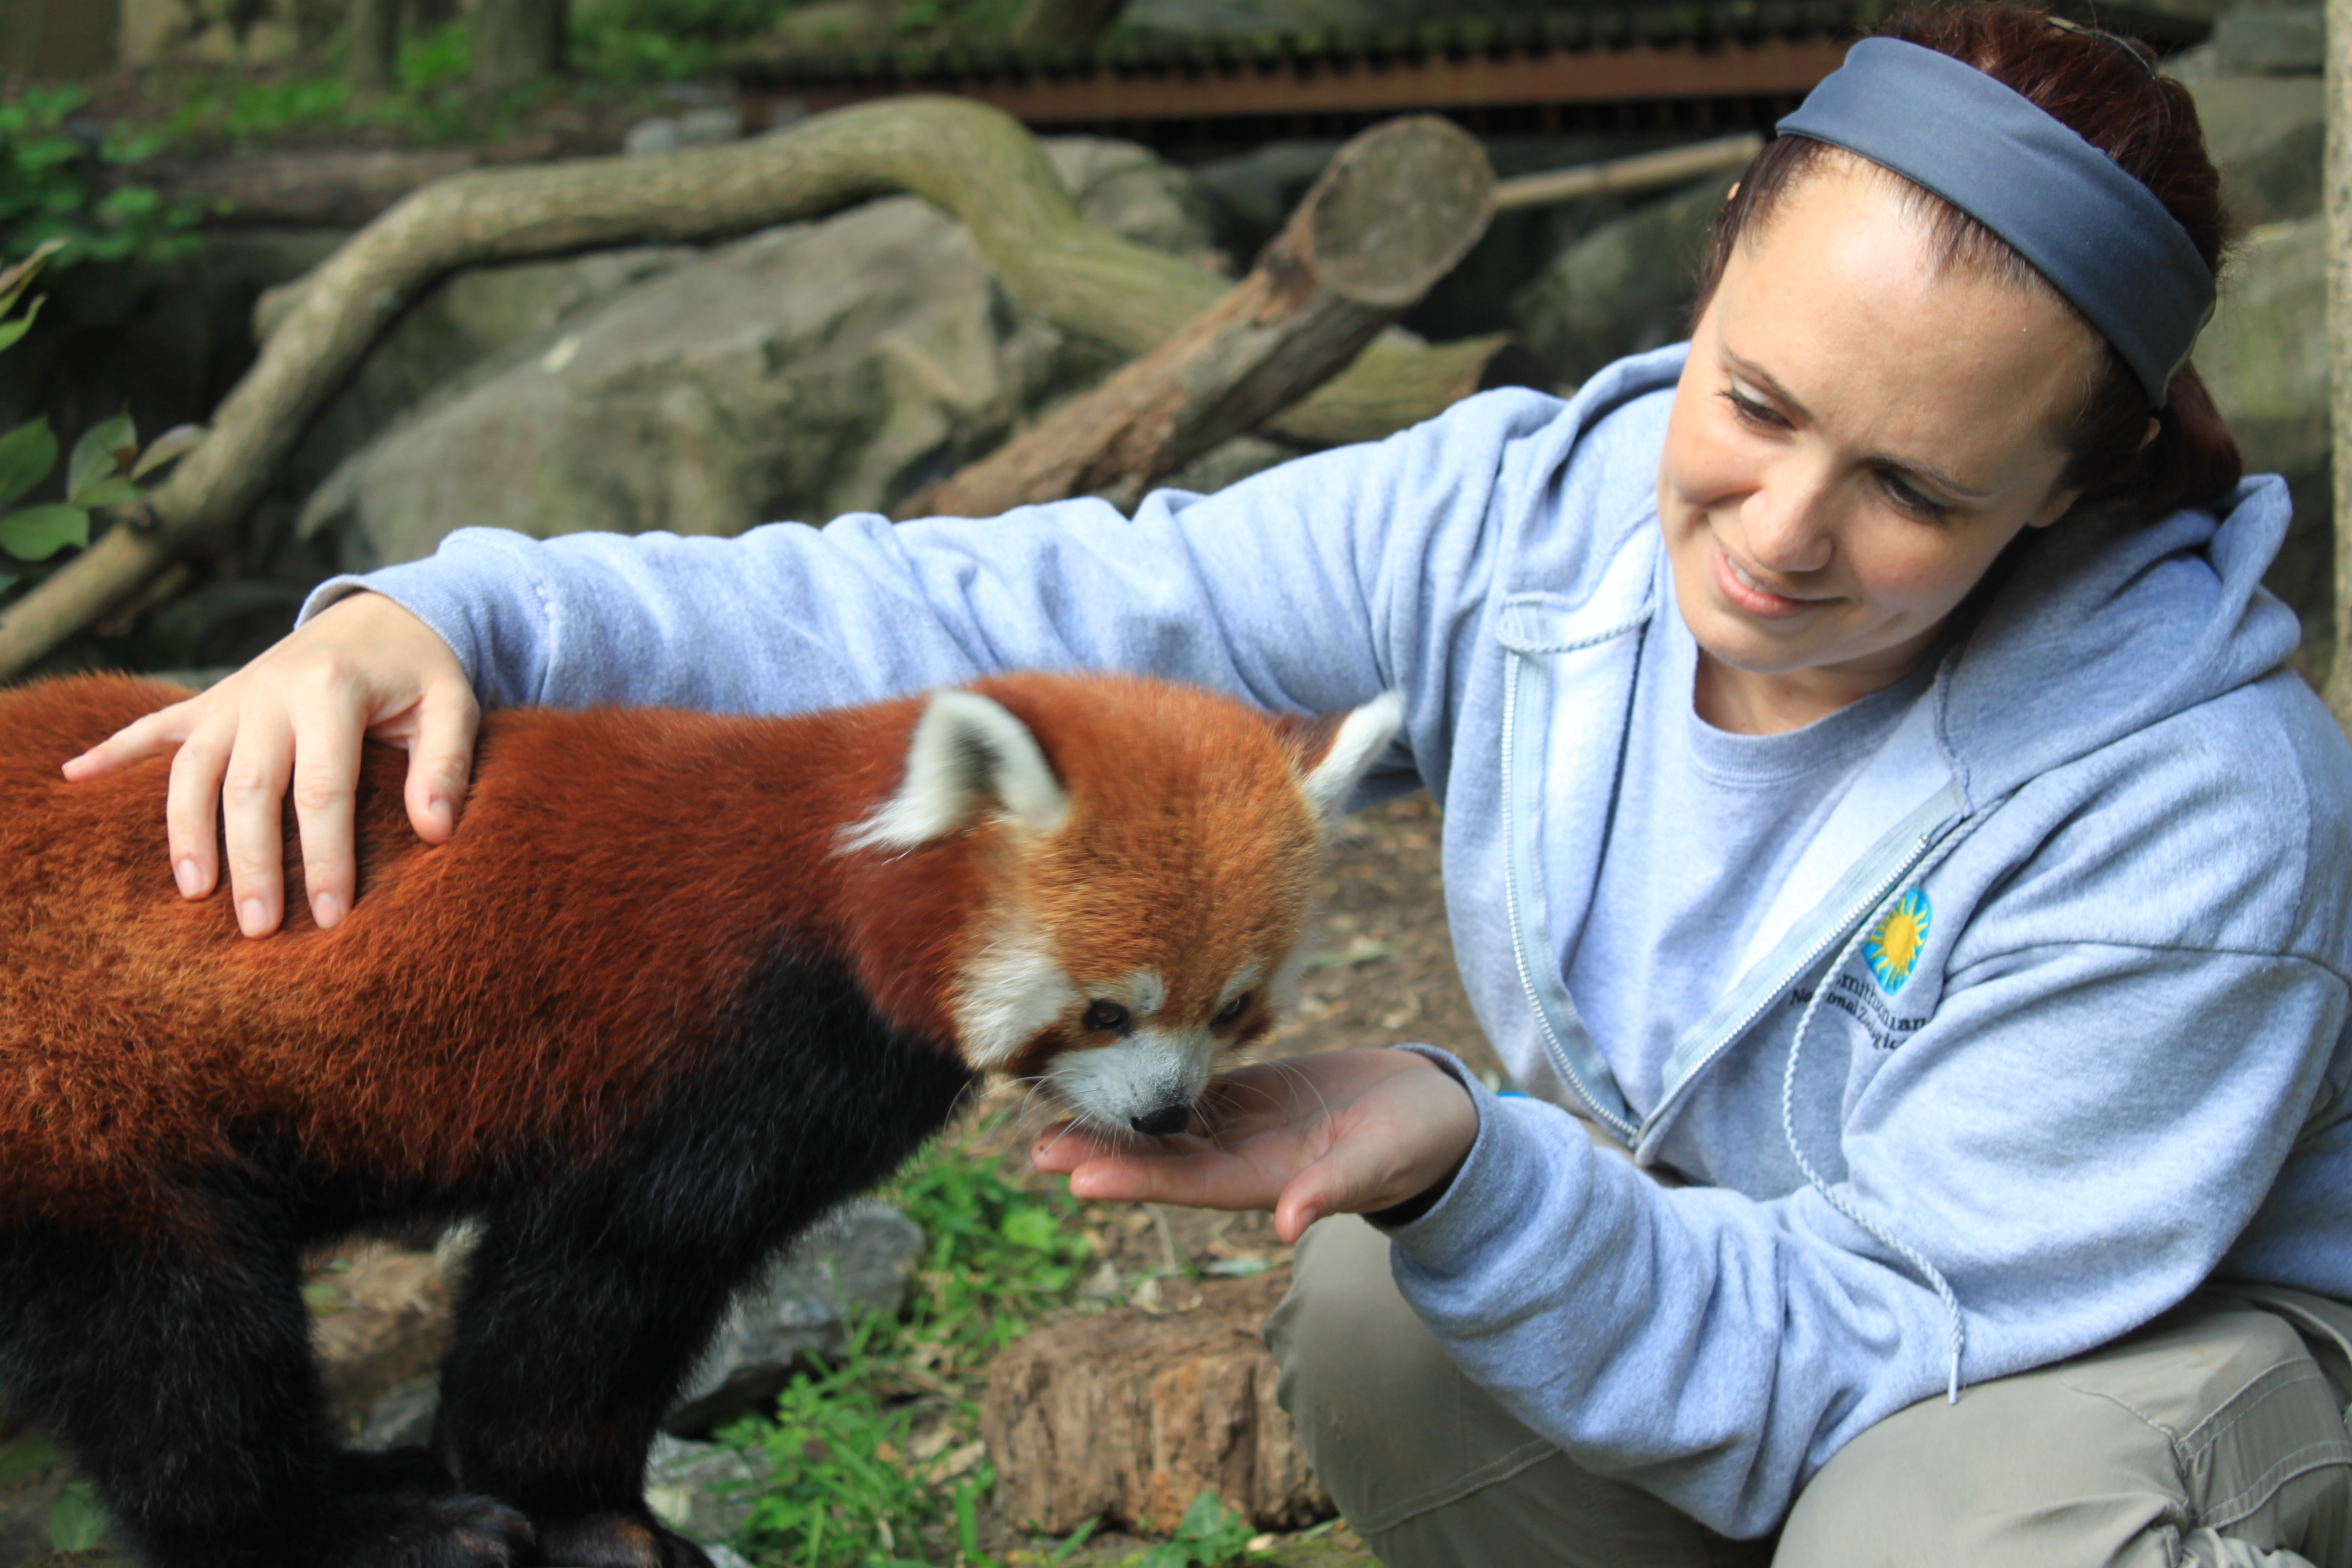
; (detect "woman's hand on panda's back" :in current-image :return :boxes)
[1031,1048,1479,1244]
[60,590,479,939]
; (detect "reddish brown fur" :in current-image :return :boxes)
[0,671,1335,1232]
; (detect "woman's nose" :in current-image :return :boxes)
[1740,466,1837,576]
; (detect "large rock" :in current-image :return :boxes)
[982,1272,1330,1535]
[295,138,1219,570]
[2195,213,2331,652]
[667,1199,925,1436]
[283,244,703,500]
[1507,171,1737,392]
[2184,67,2325,227]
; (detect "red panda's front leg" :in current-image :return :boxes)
[429,952,975,1565]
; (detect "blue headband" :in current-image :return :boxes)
[1776,36,2214,407]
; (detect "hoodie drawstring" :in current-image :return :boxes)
[1778,827,1980,1404]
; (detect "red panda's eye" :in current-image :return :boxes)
[1083,1000,1130,1034]
[1213,994,1250,1027]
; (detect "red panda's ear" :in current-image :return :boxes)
[1271,691,1405,827]
[840,690,1071,853]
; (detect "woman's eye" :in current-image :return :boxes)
[1879,472,1954,523]
[1213,994,1251,1027]
[1718,387,1787,431]
[1082,1000,1130,1033]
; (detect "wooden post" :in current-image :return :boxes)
[348,0,400,91]
[901,113,1496,519]
[472,0,566,90]
[2327,0,2352,720]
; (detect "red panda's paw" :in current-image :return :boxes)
[330,1493,536,1568]
[534,1511,714,1568]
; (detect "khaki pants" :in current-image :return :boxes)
[1268,1215,2352,1567]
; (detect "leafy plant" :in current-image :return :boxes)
[1132,1493,1263,1568]
[888,1124,1094,1373]
[717,1122,1102,1566]
[48,1477,110,1551]
[0,243,204,605]
[1,87,203,267]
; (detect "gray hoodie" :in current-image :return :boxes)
[321,344,2352,1536]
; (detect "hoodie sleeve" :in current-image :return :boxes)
[1382,690,2352,1538]
[302,388,1577,741]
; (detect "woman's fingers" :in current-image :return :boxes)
[399,679,480,845]
[290,697,366,930]
[162,710,234,898]
[219,707,298,937]
[60,697,197,780]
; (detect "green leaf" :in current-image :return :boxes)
[68,475,141,510]
[0,238,60,320]
[0,293,43,355]
[1176,1492,1230,1539]
[0,1430,61,1488]
[301,1281,346,1316]
[0,570,18,598]
[0,504,89,561]
[999,1204,1060,1253]
[47,1478,109,1551]
[1137,1545,1189,1568]
[0,418,58,510]
[132,423,205,479]
[66,414,135,500]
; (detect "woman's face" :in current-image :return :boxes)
[1658,158,2103,727]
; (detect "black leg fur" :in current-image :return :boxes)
[0,1210,530,1568]
[439,955,974,1567]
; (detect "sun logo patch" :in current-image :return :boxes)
[1864,889,1932,993]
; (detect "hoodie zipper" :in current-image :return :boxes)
[1634,821,1952,1144]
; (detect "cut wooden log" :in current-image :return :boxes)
[981,1271,1330,1535]
[901,113,1494,519]
[0,96,1514,682]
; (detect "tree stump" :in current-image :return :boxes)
[981,1272,1330,1535]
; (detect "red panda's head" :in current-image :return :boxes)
[839,674,1403,1135]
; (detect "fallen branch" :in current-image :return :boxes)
[1493,131,1762,210]
[0,95,1509,681]
[903,114,1494,518]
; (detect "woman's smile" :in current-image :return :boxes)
[1710,540,1821,618]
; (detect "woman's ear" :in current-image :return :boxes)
[1270,692,1406,827]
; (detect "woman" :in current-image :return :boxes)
[67,7,2352,1561]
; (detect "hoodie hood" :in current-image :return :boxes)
[1944,476,2301,807]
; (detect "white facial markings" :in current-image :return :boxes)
[1219,964,1264,1010]
[953,920,1078,1070]
[1046,1024,1221,1132]
[1125,970,1166,1020]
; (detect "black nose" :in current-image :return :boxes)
[1129,1105,1191,1137]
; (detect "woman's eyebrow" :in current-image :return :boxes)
[1722,347,1995,504]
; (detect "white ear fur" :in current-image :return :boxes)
[840,690,1071,853]
[1301,690,1404,825]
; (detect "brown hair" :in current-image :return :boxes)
[1691,3,2241,520]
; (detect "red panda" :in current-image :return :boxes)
[0,670,1401,1568]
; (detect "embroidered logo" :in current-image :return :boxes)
[1864,889,1932,993]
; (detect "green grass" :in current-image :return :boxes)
[713,1120,1263,1568]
